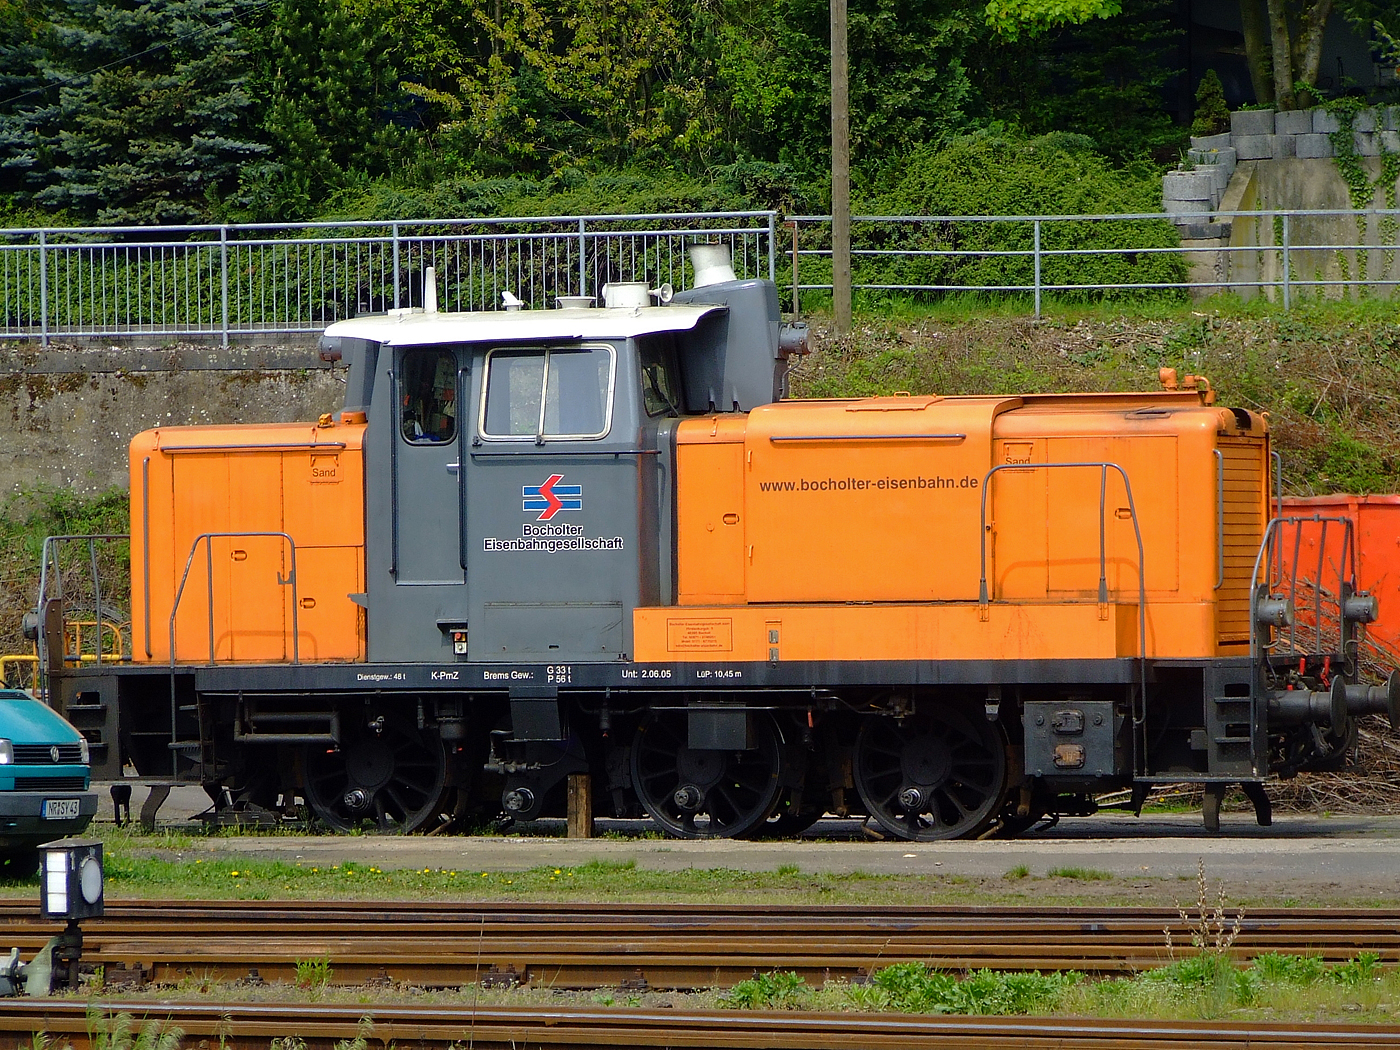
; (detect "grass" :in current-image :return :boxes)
[62,953,1400,1027]
[0,822,1382,909]
[1046,866,1115,881]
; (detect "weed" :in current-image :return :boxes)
[269,1040,306,1050]
[333,1018,375,1050]
[1250,952,1326,985]
[295,956,333,991]
[722,971,811,1009]
[1047,867,1113,881]
[776,864,800,877]
[1003,865,1031,880]
[852,962,1077,1015]
[1331,952,1382,987]
[86,1007,183,1050]
[1165,860,1243,961]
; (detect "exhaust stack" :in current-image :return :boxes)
[690,244,737,287]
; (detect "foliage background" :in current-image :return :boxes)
[0,0,1194,224]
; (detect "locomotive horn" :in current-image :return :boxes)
[1343,670,1400,727]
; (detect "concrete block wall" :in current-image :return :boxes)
[1163,106,1400,223]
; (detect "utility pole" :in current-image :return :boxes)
[830,0,851,333]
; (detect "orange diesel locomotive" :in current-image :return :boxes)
[32,248,1397,839]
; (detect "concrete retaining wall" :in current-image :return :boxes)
[1219,157,1400,300]
[0,342,343,494]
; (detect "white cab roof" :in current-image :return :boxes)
[323,305,724,345]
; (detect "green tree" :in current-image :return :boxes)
[1239,1,1400,108]
[1192,68,1229,137]
[0,0,264,223]
[239,0,405,218]
[983,0,1121,38]
[973,0,1182,162]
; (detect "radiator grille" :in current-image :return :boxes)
[13,743,83,765]
[1217,436,1268,648]
[15,776,86,791]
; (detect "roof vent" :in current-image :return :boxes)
[689,243,737,287]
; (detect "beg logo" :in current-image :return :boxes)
[522,474,583,521]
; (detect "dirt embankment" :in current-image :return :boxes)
[792,308,1400,496]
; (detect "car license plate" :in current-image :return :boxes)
[42,799,80,820]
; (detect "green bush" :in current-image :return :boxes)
[828,132,1186,302]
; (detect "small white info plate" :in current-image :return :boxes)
[42,799,80,820]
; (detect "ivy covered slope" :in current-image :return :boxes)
[791,301,1400,496]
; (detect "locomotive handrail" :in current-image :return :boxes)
[168,531,301,668]
[167,531,300,780]
[767,433,967,443]
[34,533,131,698]
[1249,514,1358,672]
[977,461,1149,759]
[1214,450,1225,590]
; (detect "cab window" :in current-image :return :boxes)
[481,345,614,440]
[638,335,681,417]
[400,348,457,443]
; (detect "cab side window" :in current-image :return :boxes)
[400,349,457,443]
[482,345,614,440]
[638,335,681,417]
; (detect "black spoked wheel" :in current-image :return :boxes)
[631,711,784,839]
[749,752,826,839]
[853,705,1007,841]
[304,714,449,833]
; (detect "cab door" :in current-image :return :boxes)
[392,346,465,585]
[464,342,642,661]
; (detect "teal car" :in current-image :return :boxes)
[0,690,96,877]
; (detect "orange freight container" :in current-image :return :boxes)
[129,417,367,664]
[1280,494,1400,659]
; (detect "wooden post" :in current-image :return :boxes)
[567,773,593,838]
[830,0,851,333]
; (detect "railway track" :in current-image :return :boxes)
[0,901,1394,988]
[1,999,1398,1049]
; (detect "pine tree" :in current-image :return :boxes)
[238,0,403,219]
[1191,68,1229,137]
[0,0,264,223]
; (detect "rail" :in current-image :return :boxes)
[3,900,1399,985]
[4,999,1397,1049]
[0,212,779,344]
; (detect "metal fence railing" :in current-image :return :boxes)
[789,208,1400,317]
[0,212,779,345]
[5,206,1400,340]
